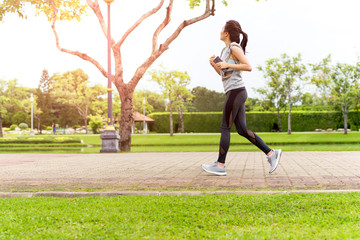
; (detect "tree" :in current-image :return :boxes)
[0,0,232,151]
[310,55,333,105]
[0,79,10,137]
[151,70,192,136]
[172,79,194,134]
[190,87,225,112]
[2,79,31,126]
[281,53,307,135]
[51,69,106,134]
[36,69,55,132]
[257,58,287,132]
[330,62,360,134]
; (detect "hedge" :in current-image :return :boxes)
[148,111,360,133]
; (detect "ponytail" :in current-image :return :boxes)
[240,31,248,54]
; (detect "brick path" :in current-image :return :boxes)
[0,152,359,192]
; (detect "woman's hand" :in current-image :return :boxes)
[216,61,229,69]
[209,55,221,76]
[209,55,216,66]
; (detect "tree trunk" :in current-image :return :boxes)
[288,97,292,135]
[85,103,88,134]
[344,104,348,135]
[169,100,173,136]
[277,109,282,132]
[0,117,3,137]
[119,93,134,151]
[178,106,184,133]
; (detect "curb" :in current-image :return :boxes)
[1,189,360,198]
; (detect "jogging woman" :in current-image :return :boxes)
[201,20,282,176]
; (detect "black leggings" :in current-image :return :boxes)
[217,87,271,164]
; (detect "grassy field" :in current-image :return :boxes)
[0,132,360,153]
[1,193,360,239]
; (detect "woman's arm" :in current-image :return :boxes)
[215,46,252,72]
[209,55,221,75]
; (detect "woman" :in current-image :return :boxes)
[201,20,282,176]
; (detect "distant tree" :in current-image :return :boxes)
[310,55,333,105]
[134,90,165,114]
[281,53,307,134]
[3,79,31,125]
[51,69,106,134]
[12,111,28,125]
[0,79,9,137]
[191,87,225,112]
[151,70,192,136]
[330,62,360,134]
[257,58,287,132]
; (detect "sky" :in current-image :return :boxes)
[0,0,359,98]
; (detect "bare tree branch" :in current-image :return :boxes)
[49,0,107,78]
[115,0,165,50]
[129,0,215,90]
[86,0,115,46]
[152,0,174,53]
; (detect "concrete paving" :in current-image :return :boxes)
[0,151,360,193]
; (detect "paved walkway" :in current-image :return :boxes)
[0,152,360,192]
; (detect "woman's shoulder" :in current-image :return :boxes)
[230,42,241,49]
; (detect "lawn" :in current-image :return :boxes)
[1,132,360,153]
[1,193,360,239]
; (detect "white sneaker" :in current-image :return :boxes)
[267,149,282,174]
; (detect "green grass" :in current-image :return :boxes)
[1,132,359,153]
[83,132,360,146]
[1,193,360,239]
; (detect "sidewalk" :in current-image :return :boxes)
[0,152,360,193]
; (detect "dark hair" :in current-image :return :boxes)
[224,20,248,54]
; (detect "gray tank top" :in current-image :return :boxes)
[220,42,245,93]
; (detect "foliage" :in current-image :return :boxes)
[309,55,333,104]
[257,53,307,134]
[89,115,103,134]
[330,62,360,133]
[18,123,29,129]
[0,0,88,22]
[9,124,18,131]
[11,111,28,125]
[190,86,225,112]
[50,69,106,133]
[149,111,359,133]
[150,69,193,135]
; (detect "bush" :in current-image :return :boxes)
[148,111,360,133]
[46,126,53,131]
[89,115,103,134]
[19,123,29,130]
[10,124,18,131]
[73,125,81,130]
[11,111,28,125]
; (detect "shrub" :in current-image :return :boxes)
[10,124,18,131]
[11,111,28,125]
[148,111,360,133]
[73,125,81,129]
[46,126,53,131]
[89,115,103,134]
[19,123,29,130]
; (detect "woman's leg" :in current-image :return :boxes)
[233,90,271,155]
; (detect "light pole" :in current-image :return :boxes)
[100,0,120,153]
[30,93,34,136]
[143,97,146,134]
